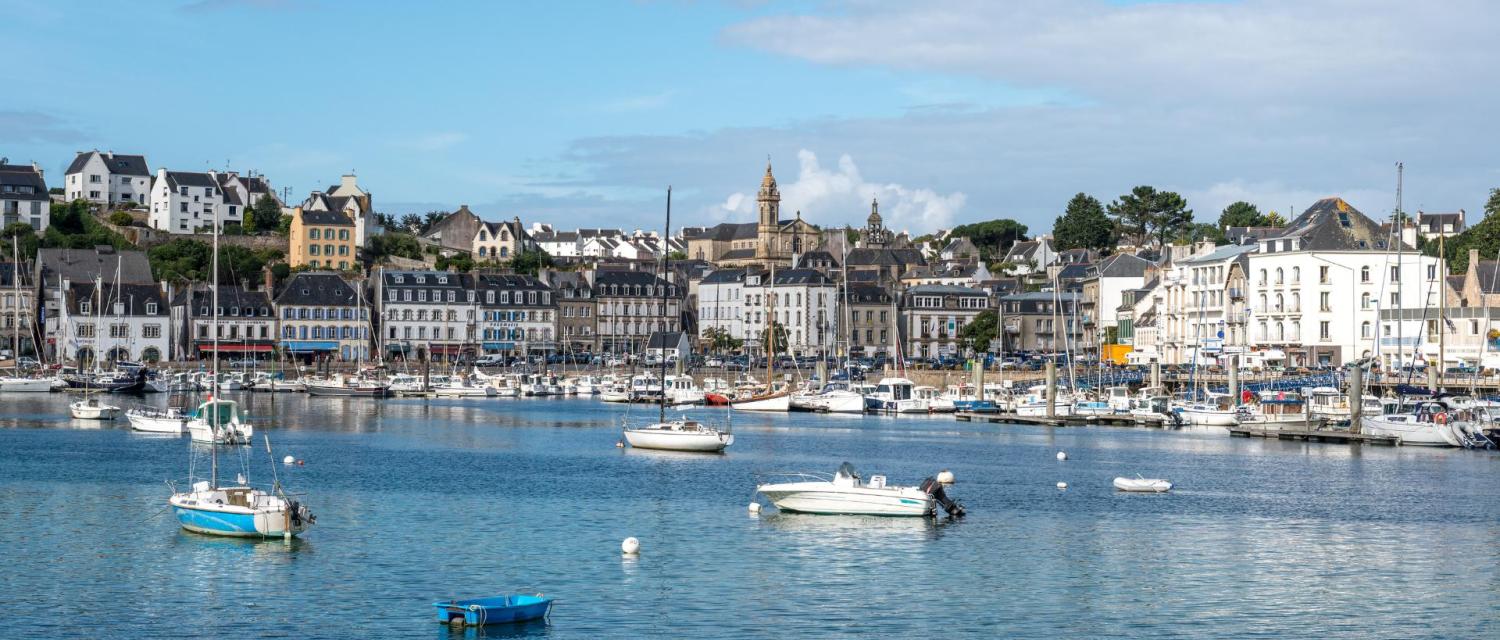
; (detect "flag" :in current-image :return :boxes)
[1444,317,1457,331]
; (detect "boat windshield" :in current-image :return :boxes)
[193,401,239,424]
[835,462,860,482]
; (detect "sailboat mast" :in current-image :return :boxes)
[840,227,852,380]
[11,242,18,369]
[1438,232,1446,389]
[210,206,220,489]
[1395,162,1405,372]
[658,187,671,424]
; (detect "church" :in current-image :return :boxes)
[681,163,824,268]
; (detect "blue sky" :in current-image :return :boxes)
[5,1,1499,237]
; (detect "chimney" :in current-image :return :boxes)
[263,265,274,293]
[340,174,357,191]
[1470,249,1479,271]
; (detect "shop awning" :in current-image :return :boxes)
[281,340,339,353]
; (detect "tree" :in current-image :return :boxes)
[250,196,282,232]
[761,321,788,355]
[1107,185,1193,247]
[667,250,688,261]
[148,238,282,284]
[1179,222,1225,245]
[1218,201,1266,229]
[947,219,1029,261]
[702,327,742,354]
[276,214,293,236]
[1428,187,1500,274]
[41,200,130,251]
[399,213,424,232]
[367,232,425,261]
[1,223,39,260]
[1264,210,1287,227]
[1052,192,1114,251]
[507,249,554,276]
[435,253,475,272]
[958,310,998,354]
[107,211,134,226]
[373,212,396,230]
[422,211,444,231]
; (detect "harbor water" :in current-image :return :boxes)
[2,393,1498,638]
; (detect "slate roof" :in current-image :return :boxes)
[907,283,987,296]
[1093,253,1152,277]
[769,268,834,286]
[1056,264,1092,281]
[300,209,353,226]
[845,284,892,304]
[175,285,273,312]
[66,151,150,177]
[683,222,758,242]
[0,165,47,201]
[37,247,153,285]
[162,171,217,190]
[718,248,756,260]
[1269,198,1407,252]
[1473,262,1500,295]
[1419,212,1464,233]
[276,272,363,307]
[846,247,926,267]
[0,262,33,288]
[67,282,166,315]
[701,268,749,285]
[646,331,687,349]
[594,269,674,288]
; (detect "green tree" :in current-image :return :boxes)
[1264,210,1287,227]
[946,218,1029,261]
[1107,186,1193,247]
[435,253,475,272]
[1,223,39,261]
[276,214,293,236]
[1428,188,1500,274]
[148,238,282,284]
[41,200,131,251]
[1218,201,1266,229]
[761,321,788,355]
[107,211,134,226]
[507,249,554,276]
[958,310,998,353]
[667,250,688,261]
[702,327,743,354]
[367,232,425,261]
[250,196,282,232]
[1052,192,1114,251]
[1179,222,1225,245]
[399,213,423,232]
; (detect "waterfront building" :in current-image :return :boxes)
[903,284,989,360]
[1080,253,1153,343]
[276,271,371,362]
[302,174,372,248]
[0,263,38,357]
[844,283,895,358]
[0,162,50,230]
[59,280,170,364]
[697,268,750,349]
[171,285,275,360]
[288,207,357,270]
[998,291,1084,353]
[375,269,477,362]
[148,169,241,233]
[36,246,154,362]
[63,150,151,207]
[591,268,681,353]
[474,273,557,357]
[1157,242,1256,365]
[748,268,837,357]
[1244,198,1440,368]
[539,270,595,355]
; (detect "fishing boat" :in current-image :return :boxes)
[865,377,927,414]
[755,462,964,517]
[915,385,953,413]
[1015,384,1074,417]
[185,398,253,445]
[433,594,553,627]
[126,406,189,434]
[70,397,121,420]
[1114,477,1173,493]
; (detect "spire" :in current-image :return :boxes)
[761,159,777,189]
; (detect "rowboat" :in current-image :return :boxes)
[1113,477,1173,493]
[433,594,553,627]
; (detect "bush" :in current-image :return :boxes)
[107,212,134,226]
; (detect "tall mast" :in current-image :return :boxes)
[766,246,777,388]
[210,205,220,489]
[1438,231,1446,391]
[840,226,852,380]
[658,187,672,423]
[1395,162,1405,371]
[10,241,18,371]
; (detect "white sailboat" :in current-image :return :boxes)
[621,187,733,453]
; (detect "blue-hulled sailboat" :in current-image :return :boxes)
[167,216,315,539]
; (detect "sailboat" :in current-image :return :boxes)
[69,276,122,419]
[0,243,52,392]
[168,215,312,538]
[731,257,793,412]
[622,187,734,453]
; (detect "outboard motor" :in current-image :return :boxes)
[921,477,965,518]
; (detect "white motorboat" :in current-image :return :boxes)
[599,383,632,403]
[433,378,498,397]
[126,406,189,434]
[866,377,928,414]
[816,385,867,414]
[573,375,602,395]
[0,375,55,392]
[70,397,121,420]
[1306,386,1355,423]
[305,374,391,397]
[756,462,964,517]
[622,419,733,452]
[1015,385,1074,417]
[1236,389,1311,426]
[915,385,953,413]
[265,379,306,393]
[1114,477,1173,492]
[185,399,254,445]
[664,375,705,405]
[388,373,428,396]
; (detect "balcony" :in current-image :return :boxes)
[1229,287,1243,300]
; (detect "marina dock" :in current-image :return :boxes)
[954,411,1167,428]
[1228,426,1398,445]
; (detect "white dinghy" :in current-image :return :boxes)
[1113,477,1173,493]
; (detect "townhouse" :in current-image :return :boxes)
[903,284,989,360]
[592,268,682,354]
[0,162,50,230]
[148,169,242,233]
[63,150,151,206]
[276,271,372,362]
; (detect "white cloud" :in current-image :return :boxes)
[714,149,965,234]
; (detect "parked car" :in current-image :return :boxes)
[475,354,505,366]
[226,357,261,367]
[16,357,40,370]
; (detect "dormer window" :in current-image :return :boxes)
[80,301,91,314]
[393,275,403,284]
[415,276,426,284]
[438,276,448,284]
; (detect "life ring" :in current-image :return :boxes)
[1434,412,1448,424]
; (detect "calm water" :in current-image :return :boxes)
[2,392,1499,638]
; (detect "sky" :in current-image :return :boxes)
[4,0,1499,239]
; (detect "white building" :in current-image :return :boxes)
[215,171,279,211]
[697,268,750,345]
[60,280,171,364]
[744,268,837,357]
[1157,242,1257,364]
[1244,198,1440,368]
[0,162,50,230]
[904,284,989,360]
[148,169,243,233]
[63,151,151,206]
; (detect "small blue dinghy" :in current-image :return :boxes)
[434,594,554,626]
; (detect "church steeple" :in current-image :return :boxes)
[758,160,780,227]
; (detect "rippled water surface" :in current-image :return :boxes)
[3,393,1498,638]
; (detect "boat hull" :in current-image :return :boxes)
[434,595,553,626]
[757,483,933,516]
[169,492,309,538]
[1361,417,1462,446]
[1114,477,1172,492]
[820,392,866,414]
[70,402,120,420]
[1177,407,1239,426]
[305,384,390,397]
[623,428,732,452]
[731,392,791,412]
[0,377,55,392]
[127,412,186,434]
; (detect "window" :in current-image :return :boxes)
[1391,266,1400,282]
[310,229,320,240]
[1317,266,1326,284]
[80,301,91,314]
[110,323,128,338]
[310,244,320,256]
[1360,266,1370,283]
[1390,292,1400,307]
[78,323,95,338]
[1361,321,1371,338]
[143,324,161,339]
[1319,292,1330,312]
[1428,265,1437,280]
[1361,292,1371,309]
[1319,321,1330,340]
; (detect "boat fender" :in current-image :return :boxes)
[1435,412,1448,424]
[622,537,640,554]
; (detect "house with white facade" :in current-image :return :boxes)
[1245,197,1440,368]
[1157,242,1257,365]
[60,281,171,364]
[904,284,989,360]
[215,171,279,211]
[63,151,151,206]
[697,268,750,346]
[0,162,50,230]
[148,169,242,233]
[472,217,536,261]
[743,268,837,357]
[276,271,372,362]
[170,286,276,361]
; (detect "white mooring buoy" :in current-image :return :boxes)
[1056,451,1067,461]
[283,455,295,465]
[748,502,761,514]
[621,537,640,555]
[936,469,956,485]
[1057,482,1068,489]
